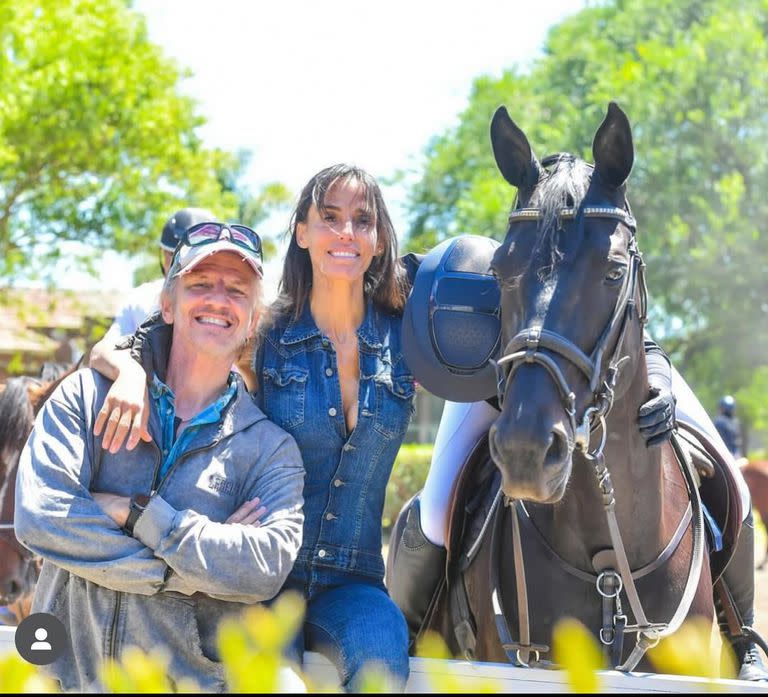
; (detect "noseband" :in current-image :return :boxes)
[493,204,648,450]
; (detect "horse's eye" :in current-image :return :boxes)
[605,265,627,283]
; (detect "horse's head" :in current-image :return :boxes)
[488,102,647,503]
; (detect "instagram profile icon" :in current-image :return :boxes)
[15,613,67,665]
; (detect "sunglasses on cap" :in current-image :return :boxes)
[183,222,263,257]
[169,222,264,279]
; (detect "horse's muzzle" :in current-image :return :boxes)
[489,421,574,503]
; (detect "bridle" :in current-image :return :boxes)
[492,203,647,448]
[487,203,706,671]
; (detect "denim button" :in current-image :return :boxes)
[333,479,344,487]
[328,407,337,417]
[343,443,355,452]
[325,513,336,521]
[318,549,327,558]
[322,338,330,347]
[325,368,333,377]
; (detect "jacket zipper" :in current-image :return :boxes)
[153,387,250,492]
[108,387,251,656]
[108,443,162,660]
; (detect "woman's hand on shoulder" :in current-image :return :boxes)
[94,359,152,453]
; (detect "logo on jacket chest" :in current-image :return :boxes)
[207,474,236,496]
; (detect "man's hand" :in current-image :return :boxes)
[226,497,267,527]
[94,358,152,454]
[93,492,131,528]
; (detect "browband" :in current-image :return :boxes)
[508,206,636,230]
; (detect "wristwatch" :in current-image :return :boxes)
[124,493,151,536]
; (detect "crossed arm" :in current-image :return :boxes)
[15,374,302,602]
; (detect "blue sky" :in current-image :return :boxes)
[71,0,586,292]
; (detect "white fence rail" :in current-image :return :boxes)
[2,625,767,693]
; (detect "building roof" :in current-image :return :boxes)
[0,288,123,354]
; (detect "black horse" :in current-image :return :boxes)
[390,103,719,673]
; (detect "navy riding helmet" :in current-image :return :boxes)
[403,235,501,402]
[160,207,216,252]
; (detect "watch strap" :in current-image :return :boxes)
[124,493,151,536]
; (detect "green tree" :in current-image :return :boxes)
[403,0,768,435]
[0,0,240,283]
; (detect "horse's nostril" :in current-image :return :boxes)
[543,429,569,469]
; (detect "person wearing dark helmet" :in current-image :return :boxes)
[100,207,216,343]
[714,395,744,460]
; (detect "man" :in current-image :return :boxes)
[101,207,215,344]
[15,224,304,692]
[714,395,744,460]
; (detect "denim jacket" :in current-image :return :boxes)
[256,300,415,588]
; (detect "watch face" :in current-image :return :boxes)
[134,494,151,509]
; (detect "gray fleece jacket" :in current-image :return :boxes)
[15,368,304,692]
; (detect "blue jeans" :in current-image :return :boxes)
[287,582,409,691]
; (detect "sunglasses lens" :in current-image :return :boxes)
[187,223,223,245]
[230,225,261,254]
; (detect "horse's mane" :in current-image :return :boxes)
[530,153,594,276]
[27,364,73,413]
[0,364,74,474]
[0,378,36,469]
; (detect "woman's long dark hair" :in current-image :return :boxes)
[266,164,408,326]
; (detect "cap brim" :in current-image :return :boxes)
[174,240,263,279]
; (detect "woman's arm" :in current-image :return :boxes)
[88,319,174,452]
[90,342,152,452]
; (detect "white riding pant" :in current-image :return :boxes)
[419,365,751,547]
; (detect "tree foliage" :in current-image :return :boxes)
[0,0,242,283]
[404,0,768,430]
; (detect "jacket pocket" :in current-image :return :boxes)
[261,365,309,429]
[373,372,415,437]
[172,596,226,687]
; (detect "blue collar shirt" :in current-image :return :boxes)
[149,372,238,485]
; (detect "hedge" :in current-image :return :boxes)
[382,443,433,532]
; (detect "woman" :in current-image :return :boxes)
[251,164,412,689]
[91,165,413,690]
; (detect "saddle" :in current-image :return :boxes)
[674,419,743,582]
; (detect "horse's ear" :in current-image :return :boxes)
[490,106,542,190]
[592,102,634,188]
